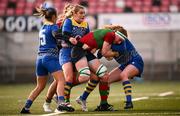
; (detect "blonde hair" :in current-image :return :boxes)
[73,4,85,14]
[57,4,85,25]
[103,24,128,37]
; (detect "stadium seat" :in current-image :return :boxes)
[6,8,14,16]
[16,2,25,8]
[133,6,142,12]
[115,0,125,8]
[134,0,142,6]
[54,2,61,9]
[16,8,24,15]
[160,5,169,12]
[88,0,96,7]
[0,2,7,9]
[161,0,170,6]
[143,0,152,6]
[105,7,114,13]
[171,0,179,4]
[24,8,33,15]
[114,7,123,13]
[34,2,43,8]
[151,6,160,12]
[142,6,151,12]
[9,0,17,2]
[97,6,105,13]
[0,10,5,16]
[26,2,34,8]
[125,0,134,7]
[88,6,96,14]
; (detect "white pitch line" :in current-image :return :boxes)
[158,91,174,97]
[39,111,66,116]
[132,96,149,101]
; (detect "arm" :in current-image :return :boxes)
[61,18,78,45]
[101,41,119,58]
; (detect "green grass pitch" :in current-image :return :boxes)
[0,81,180,115]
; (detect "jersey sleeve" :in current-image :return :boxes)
[51,24,59,37]
[62,18,72,34]
[52,24,59,32]
[85,24,90,34]
[103,32,115,44]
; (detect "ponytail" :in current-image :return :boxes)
[34,4,57,21]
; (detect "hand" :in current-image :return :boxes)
[105,57,113,61]
[113,51,119,57]
[82,44,90,50]
[69,37,77,45]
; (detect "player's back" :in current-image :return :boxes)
[38,24,59,54]
[93,29,113,39]
[112,39,136,52]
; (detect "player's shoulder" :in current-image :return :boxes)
[70,18,88,28]
[50,24,59,31]
[64,18,72,24]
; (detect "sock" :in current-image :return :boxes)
[24,99,33,110]
[99,82,109,105]
[45,97,52,103]
[122,80,132,102]
[58,96,65,104]
[81,79,99,100]
[64,82,73,103]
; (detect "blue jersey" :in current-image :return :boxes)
[59,18,90,65]
[111,38,144,76]
[36,24,62,76]
[62,18,89,46]
[111,39,138,64]
[38,24,59,56]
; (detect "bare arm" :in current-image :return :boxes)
[101,41,119,58]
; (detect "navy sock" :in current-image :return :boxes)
[24,99,33,109]
[58,96,65,104]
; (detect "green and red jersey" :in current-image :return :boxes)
[79,29,115,50]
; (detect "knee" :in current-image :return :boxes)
[65,76,73,82]
[78,67,91,78]
[120,72,129,81]
[64,73,74,82]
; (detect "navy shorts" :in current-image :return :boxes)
[86,51,97,62]
[36,55,62,76]
[59,47,97,66]
[59,47,72,66]
[118,55,144,77]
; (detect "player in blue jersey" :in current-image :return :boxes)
[95,25,144,110]
[59,4,91,109]
[20,5,74,114]
[58,4,111,112]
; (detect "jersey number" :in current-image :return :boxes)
[39,29,46,46]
